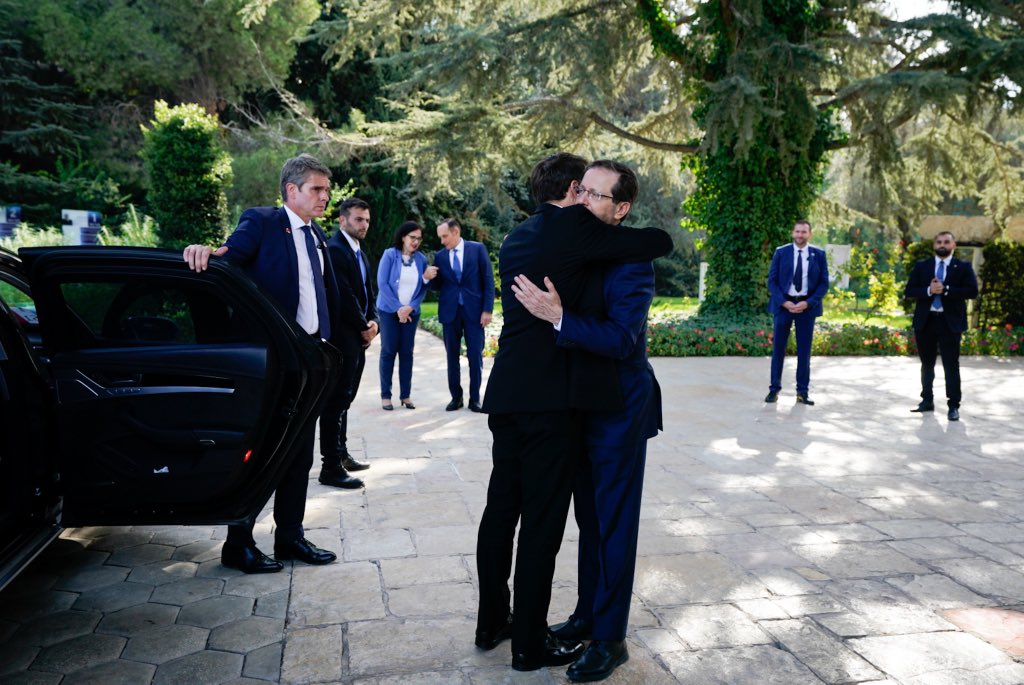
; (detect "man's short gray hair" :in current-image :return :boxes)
[280,154,332,203]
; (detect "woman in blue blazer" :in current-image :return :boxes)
[376,221,434,409]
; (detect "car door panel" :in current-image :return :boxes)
[21,246,337,527]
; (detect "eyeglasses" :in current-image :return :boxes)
[407,235,423,242]
[576,184,615,203]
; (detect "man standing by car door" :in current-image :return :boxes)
[183,153,340,574]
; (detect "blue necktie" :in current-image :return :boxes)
[932,260,945,311]
[452,248,462,281]
[792,249,804,293]
[452,248,463,304]
[355,248,369,315]
[299,226,331,339]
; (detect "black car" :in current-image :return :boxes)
[0,246,337,590]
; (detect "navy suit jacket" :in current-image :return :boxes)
[767,243,829,318]
[905,256,978,333]
[432,240,495,324]
[326,232,378,354]
[222,206,342,341]
[557,261,662,447]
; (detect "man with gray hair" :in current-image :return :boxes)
[183,153,343,573]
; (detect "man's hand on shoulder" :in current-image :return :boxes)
[183,244,226,272]
[512,275,562,324]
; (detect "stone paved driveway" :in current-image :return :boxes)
[1,334,1023,684]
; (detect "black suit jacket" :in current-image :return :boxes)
[905,256,978,333]
[482,203,673,414]
[326,231,378,353]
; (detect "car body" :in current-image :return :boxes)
[0,245,338,590]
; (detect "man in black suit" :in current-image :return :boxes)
[182,154,339,573]
[905,231,978,421]
[475,153,673,672]
[319,198,378,487]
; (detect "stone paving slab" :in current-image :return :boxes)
[1,338,1023,684]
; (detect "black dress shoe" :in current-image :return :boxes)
[475,614,513,651]
[764,391,779,403]
[274,538,337,565]
[318,467,364,489]
[446,398,464,411]
[795,394,815,406]
[911,401,935,412]
[221,544,283,574]
[567,640,629,682]
[342,455,370,471]
[550,614,593,641]
[948,408,960,421]
[468,399,483,413]
[511,632,585,672]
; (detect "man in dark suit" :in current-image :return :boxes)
[905,231,978,421]
[183,154,338,573]
[318,198,378,486]
[511,159,661,682]
[430,218,495,412]
[765,220,830,405]
[475,153,672,672]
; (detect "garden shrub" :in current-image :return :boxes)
[140,101,232,249]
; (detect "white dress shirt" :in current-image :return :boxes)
[284,205,324,335]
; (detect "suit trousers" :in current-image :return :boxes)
[477,411,582,658]
[320,345,366,464]
[442,305,485,403]
[573,437,649,641]
[916,313,963,408]
[378,311,419,400]
[770,309,817,395]
[226,419,314,547]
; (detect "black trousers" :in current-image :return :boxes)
[477,411,583,658]
[226,419,314,547]
[319,345,366,465]
[916,313,963,408]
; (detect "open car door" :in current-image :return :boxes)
[21,246,337,527]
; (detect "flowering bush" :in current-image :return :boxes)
[421,313,1024,358]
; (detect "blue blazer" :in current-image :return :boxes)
[222,206,342,341]
[431,240,495,324]
[557,261,662,447]
[767,243,829,317]
[376,248,429,314]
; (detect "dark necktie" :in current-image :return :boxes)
[355,247,369,315]
[792,249,804,293]
[299,225,331,339]
[932,260,945,310]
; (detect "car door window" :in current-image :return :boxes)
[56,279,263,346]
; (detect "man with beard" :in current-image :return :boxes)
[905,231,978,421]
[511,159,661,682]
[765,220,830,406]
[475,152,672,673]
[318,198,377,486]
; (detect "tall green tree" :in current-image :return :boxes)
[32,0,319,110]
[270,0,1023,320]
